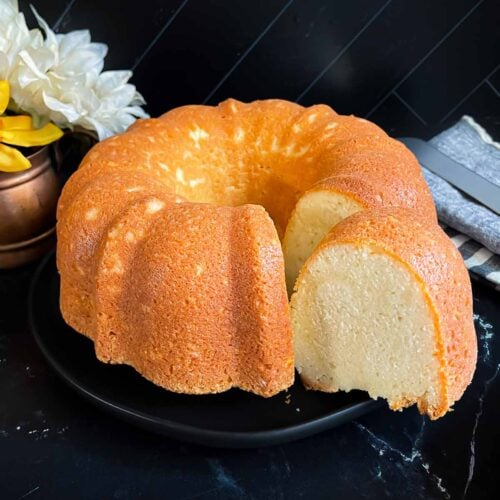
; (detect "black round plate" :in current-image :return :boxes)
[29,252,381,448]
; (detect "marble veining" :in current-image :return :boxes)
[207,458,246,497]
[18,486,40,499]
[463,362,500,498]
[355,421,450,498]
[474,313,494,364]
[461,312,499,496]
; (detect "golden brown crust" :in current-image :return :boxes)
[93,196,177,363]
[311,136,437,221]
[312,208,476,418]
[57,170,181,338]
[100,202,293,396]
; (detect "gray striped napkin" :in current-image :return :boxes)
[442,224,500,290]
[424,116,500,289]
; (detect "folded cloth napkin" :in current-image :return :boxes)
[423,116,500,289]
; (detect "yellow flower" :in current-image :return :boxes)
[0,80,63,172]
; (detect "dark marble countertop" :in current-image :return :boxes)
[0,258,499,499]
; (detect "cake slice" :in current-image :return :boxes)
[291,208,476,419]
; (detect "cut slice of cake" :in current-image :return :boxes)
[291,208,477,419]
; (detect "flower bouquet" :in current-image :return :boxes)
[0,0,148,267]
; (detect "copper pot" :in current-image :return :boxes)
[0,146,60,268]
[0,128,97,268]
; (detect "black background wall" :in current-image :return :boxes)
[19,0,500,140]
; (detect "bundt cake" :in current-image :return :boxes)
[57,98,474,407]
[291,208,477,419]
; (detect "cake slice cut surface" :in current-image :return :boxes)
[291,208,477,419]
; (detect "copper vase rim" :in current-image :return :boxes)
[0,225,56,252]
[0,145,52,190]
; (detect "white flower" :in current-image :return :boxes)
[0,1,38,76]
[0,0,148,140]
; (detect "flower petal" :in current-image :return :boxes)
[95,71,132,93]
[57,30,91,59]
[0,0,18,19]
[0,115,33,130]
[18,50,50,82]
[0,142,31,172]
[99,83,136,108]
[42,92,82,122]
[31,5,58,53]
[123,105,149,119]
[82,116,113,141]
[0,80,9,114]
[131,91,147,106]
[0,122,63,147]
